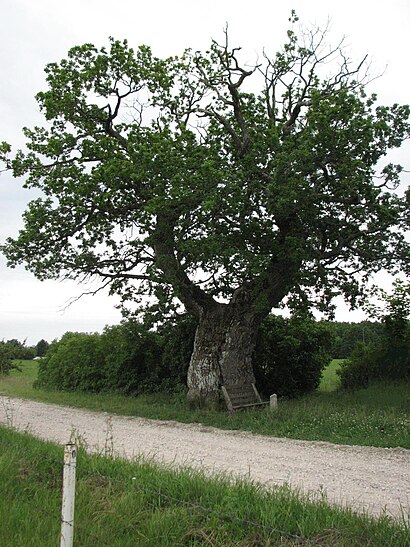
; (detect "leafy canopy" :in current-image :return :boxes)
[1,17,409,319]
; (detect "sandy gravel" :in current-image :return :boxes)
[1,395,409,521]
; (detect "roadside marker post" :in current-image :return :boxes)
[60,443,77,547]
[270,393,278,410]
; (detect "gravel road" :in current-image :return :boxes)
[1,395,409,521]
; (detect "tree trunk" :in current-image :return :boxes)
[187,301,259,406]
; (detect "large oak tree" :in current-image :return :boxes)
[1,18,409,404]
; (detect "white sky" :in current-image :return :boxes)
[1,0,409,344]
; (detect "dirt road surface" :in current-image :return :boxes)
[1,395,409,521]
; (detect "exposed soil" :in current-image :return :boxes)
[1,395,409,521]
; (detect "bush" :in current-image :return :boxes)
[34,315,332,399]
[36,332,106,392]
[101,322,163,394]
[100,318,197,395]
[0,343,22,375]
[338,328,410,390]
[338,282,410,390]
[35,319,190,395]
[380,318,410,380]
[253,316,332,398]
[337,343,374,390]
[157,315,197,390]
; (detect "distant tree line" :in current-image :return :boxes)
[0,338,50,374]
[324,322,384,359]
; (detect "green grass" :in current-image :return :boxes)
[1,360,409,449]
[1,426,408,546]
[319,359,344,392]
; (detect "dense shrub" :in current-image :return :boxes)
[36,332,105,391]
[338,282,410,390]
[0,343,22,375]
[338,325,410,390]
[380,305,410,380]
[35,320,188,394]
[337,343,374,390]
[100,317,197,394]
[157,315,197,389]
[35,315,332,398]
[253,316,332,398]
[101,322,163,394]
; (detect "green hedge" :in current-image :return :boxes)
[253,316,332,398]
[100,322,163,394]
[36,332,105,392]
[36,315,332,398]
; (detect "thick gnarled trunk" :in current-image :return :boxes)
[152,213,293,407]
[187,303,259,406]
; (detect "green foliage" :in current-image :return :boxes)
[1,23,409,324]
[253,316,332,397]
[338,329,410,390]
[0,338,34,374]
[36,332,105,392]
[34,315,330,398]
[338,281,410,389]
[0,339,35,360]
[36,320,187,394]
[0,343,19,375]
[35,339,49,357]
[337,343,375,390]
[325,321,384,359]
[378,280,410,338]
[157,315,197,388]
[100,322,163,394]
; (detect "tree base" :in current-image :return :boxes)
[186,387,221,409]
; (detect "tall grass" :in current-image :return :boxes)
[1,361,409,448]
[1,426,408,546]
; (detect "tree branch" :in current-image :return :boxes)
[151,213,217,317]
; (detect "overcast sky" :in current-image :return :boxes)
[1,0,409,344]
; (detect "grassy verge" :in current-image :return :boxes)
[1,361,409,449]
[1,426,408,546]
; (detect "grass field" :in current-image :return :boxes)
[1,425,408,546]
[318,359,343,392]
[1,360,409,449]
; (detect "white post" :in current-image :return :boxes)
[60,443,77,547]
[270,393,278,411]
